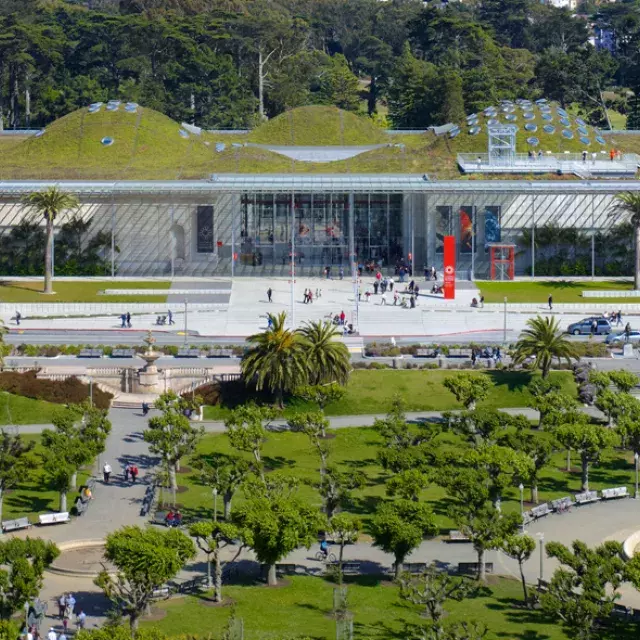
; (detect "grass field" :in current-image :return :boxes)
[1,434,91,520]
[478,279,637,303]
[0,280,170,303]
[203,370,577,420]
[0,392,60,425]
[145,575,568,640]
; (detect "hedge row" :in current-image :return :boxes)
[0,371,112,409]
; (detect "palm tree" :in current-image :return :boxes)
[22,187,79,294]
[610,192,640,289]
[241,312,308,407]
[513,316,577,378]
[298,320,350,385]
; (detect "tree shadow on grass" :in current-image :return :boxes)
[496,631,551,640]
[354,619,408,640]
[6,493,55,515]
[263,455,295,471]
[349,494,383,516]
[486,370,535,393]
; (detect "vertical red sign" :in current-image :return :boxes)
[443,235,456,300]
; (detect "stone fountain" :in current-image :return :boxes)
[138,329,162,391]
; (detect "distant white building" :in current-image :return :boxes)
[544,0,578,10]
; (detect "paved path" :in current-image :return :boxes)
[30,408,159,632]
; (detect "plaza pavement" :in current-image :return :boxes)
[11,404,640,632]
[4,275,628,339]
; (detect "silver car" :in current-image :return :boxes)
[606,330,640,344]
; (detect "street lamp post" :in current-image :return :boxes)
[213,487,218,522]
[635,452,639,500]
[537,533,545,584]
[519,483,525,531]
[183,298,188,346]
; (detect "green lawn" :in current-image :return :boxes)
[478,279,638,303]
[0,280,170,303]
[2,434,91,520]
[145,575,568,640]
[203,370,577,420]
[0,392,60,425]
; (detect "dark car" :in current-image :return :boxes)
[567,318,612,336]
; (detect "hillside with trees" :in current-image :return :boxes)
[0,0,638,130]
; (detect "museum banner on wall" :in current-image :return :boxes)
[443,235,455,299]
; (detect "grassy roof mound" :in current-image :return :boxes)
[0,105,217,180]
[248,106,388,145]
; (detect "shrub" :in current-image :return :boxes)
[0,370,112,409]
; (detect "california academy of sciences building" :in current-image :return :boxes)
[2,102,640,280]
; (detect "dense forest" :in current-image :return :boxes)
[2,0,640,130]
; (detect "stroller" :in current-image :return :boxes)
[155,315,167,325]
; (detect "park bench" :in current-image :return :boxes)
[151,510,168,526]
[446,530,470,543]
[207,348,234,358]
[530,503,552,520]
[401,562,427,574]
[551,496,573,512]
[339,562,361,575]
[2,517,31,533]
[448,348,473,359]
[169,576,208,594]
[111,348,135,358]
[601,486,629,500]
[522,511,534,526]
[457,562,494,576]
[78,348,103,358]
[276,564,300,575]
[575,490,600,505]
[151,587,170,600]
[176,348,201,358]
[38,512,70,526]
[415,349,438,358]
[537,579,549,593]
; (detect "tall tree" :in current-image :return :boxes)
[513,316,577,378]
[241,312,307,407]
[233,476,324,586]
[328,513,361,585]
[225,404,275,479]
[501,534,536,607]
[443,373,491,411]
[145,391,203,491]
[371,498,437,579]
[542,540,625,640]
[317,54,360,112]
[96,526,196,632]
[189,521,240,602]
[554,419,616,492]
[0,430,34,522]
[610,193,640,290]
[298,320,350,385]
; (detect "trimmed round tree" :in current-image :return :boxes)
[370,499,437,579]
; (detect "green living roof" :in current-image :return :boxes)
[0,103,632,181]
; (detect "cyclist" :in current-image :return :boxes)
[320,538,330,560]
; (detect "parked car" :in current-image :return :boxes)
[605,330,640,344]
[567,318,612,335]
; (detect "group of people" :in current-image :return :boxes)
[471,346,502,365]
[165,510,183,527]
[302,288,321,304]
[123,463,139,483]
[603,309,624,326]
[470,296,485,308]
[424,266,439,281]
[53,593,86,634]
[119,312,132,328]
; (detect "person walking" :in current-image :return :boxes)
[15,311,21,326]
[57,594,66,619]
[380,292,387,305]
[123,464,130,482]
[339,310,346,325]
[393,291,399,306]
[303,289,308,304]
[267,287,273,302]
[120,313,126,328]
[617,310,623,327]
[47,628,57,640]
[373,281,379,295]
[126,312,131,328]
[130,465,138,483]
[339,267,344,280]
[480,295,485,308]
[389,277,394,291]
[548,294,553,310]
[168,309,174,325]
[591,318,598,335]
[103,462,112,484]
[308,290,313,303]
[76,611,86,631]
[582,150,587,163]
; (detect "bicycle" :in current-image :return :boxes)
[315,550,337,563]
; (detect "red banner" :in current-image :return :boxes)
[443,235,456,300]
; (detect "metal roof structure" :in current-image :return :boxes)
[1,176,640,195]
